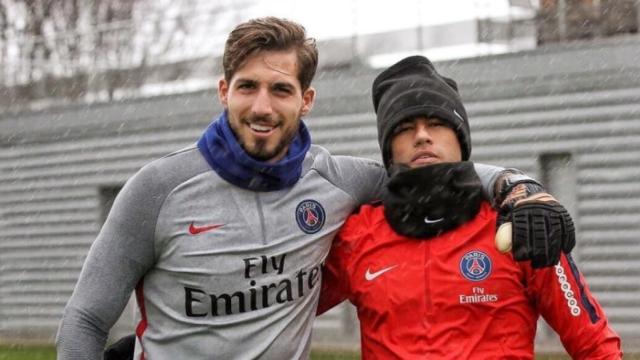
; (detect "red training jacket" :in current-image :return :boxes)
[319,202,621,359]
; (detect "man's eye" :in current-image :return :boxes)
[273,86,292,94]
[394,125,413,134]
[238,83,255,89]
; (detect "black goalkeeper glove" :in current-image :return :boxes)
[104,334,135,360]
[497,181,576,268]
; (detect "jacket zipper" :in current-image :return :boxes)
[255,193,267,245]
[425,240,433,316]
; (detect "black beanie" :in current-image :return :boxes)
[372,55,471,169]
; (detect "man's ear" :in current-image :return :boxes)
[218,78,229,108]
[300,86,316,116]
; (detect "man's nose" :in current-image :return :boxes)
[251,88,273,116]
[414,123,433,145]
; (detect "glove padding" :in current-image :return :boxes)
[104,334,135,360]
[499,193,576,268]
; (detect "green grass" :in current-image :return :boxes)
[311,349,360,359]
[0,345,56,360]
[0,345,634,359]
[0,347,360,360]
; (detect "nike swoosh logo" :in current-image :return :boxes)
[189,222,224,235]
[365,265,398,281]
[424,217,444,224]
[453,109,464,121]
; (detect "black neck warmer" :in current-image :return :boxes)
[383,162,483,239]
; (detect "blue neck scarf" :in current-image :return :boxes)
[197,112,311,191]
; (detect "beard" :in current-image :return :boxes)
[248,130,296,161]
[232,114,300,162]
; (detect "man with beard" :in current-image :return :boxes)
[318,55,621,359]
[57,18,575,359]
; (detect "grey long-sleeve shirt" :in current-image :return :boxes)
[56,144,503,360]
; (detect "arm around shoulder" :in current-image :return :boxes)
[472,163,506,202]
[327,153,387,205]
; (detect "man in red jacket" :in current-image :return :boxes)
[318,55,622,359]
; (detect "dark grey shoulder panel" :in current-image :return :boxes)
[305,145,387,205]
[107,144,211,265]
[153,144,212,194]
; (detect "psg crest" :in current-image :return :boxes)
[460,250,492,282]
[295,199,326,234]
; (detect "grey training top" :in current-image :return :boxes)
[56,144,503,359]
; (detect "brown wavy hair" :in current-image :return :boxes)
[223,17,318,91]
